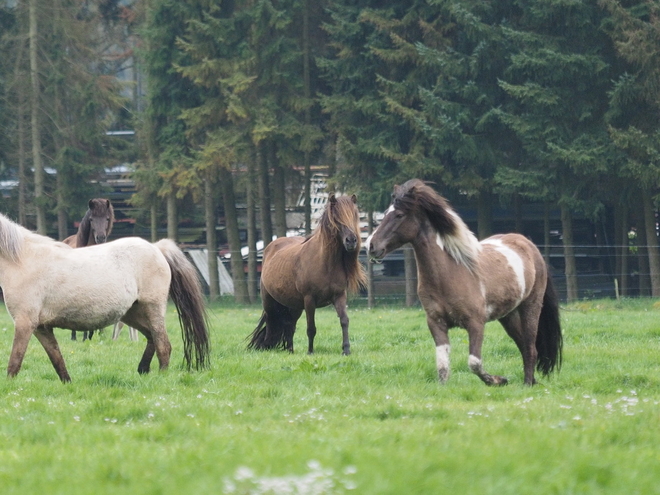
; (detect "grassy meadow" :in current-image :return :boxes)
[1,298,660,494]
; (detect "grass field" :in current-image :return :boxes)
[1,298,659,494]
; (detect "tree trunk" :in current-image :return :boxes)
[272,143,287,238]
[56,172,67,240]
[246,152,259,304]
[404,244,417,306]
[616,202,630,296]
[167,191,178,241]
[543,202,551,265]
[367,209,375,309]
[303,0,312,236]
[150,202,158,242]
[642,189,660,296]
[30,0,46,234]
[258,141,273,247]
[220,167,249,304]
[634,200,651,296]
[18,83,27,226]
[560,202,578,302]
[205,168,219,301]
[477,190,492,240]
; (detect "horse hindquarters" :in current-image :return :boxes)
[248,291,301,352]
[155,240,210,371]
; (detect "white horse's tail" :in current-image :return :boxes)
[155,239,210,370]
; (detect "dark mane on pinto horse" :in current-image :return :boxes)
[248,194,367,355]
[368,179,562,386]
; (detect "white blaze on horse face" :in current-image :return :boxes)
[481,239,526,300]
[436,344,450,382]
[365,232,374,253]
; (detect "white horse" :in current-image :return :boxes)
[0,213,210,382]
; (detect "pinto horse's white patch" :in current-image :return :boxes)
[481,238,526,300]
[436,344,450,382]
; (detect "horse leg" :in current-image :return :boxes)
[304,296,317,354]
[71,331,77,341]
[152,327,172,371]
[7,319,36,378]
[137,337,156,374]
[500,306,540,386]
[466,320,507,386]
[284,308,303,353]
[426,312,451,383]
[333,292,351,356]
[33,326,71,383]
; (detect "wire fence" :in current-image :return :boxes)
[349,243,658,305]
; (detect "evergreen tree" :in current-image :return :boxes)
[495,0,615,301]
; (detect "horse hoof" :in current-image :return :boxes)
[490,376,508,386]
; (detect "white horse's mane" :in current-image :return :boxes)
[435,210,481,273]
[0,214,26,263]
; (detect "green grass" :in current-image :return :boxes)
[1,298,660,494]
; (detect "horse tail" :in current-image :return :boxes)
[247,297,293,351]
[155,239,211,371]
[535,272,563,376]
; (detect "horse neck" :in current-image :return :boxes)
[410,221,474,286]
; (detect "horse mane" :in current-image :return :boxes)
[395,179,481,273]
[76,198,114,247]
[312,194,367,293]
[0,213,26,263]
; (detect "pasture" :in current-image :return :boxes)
[1,298,659,494]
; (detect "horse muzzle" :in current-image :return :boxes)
[344,236,358,252]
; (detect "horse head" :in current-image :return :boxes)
[368,179,479,271]
[87,198,114,244]
[368,181,425,260]
[327,194,360,252]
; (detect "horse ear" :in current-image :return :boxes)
[88,199,94,209]
[350,194,357,204]
[105,199,110,208]
[329,194,337,205]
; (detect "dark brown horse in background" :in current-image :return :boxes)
[248,194,367,355]
[63,198,114,248]
[63,198,114,340]
[368,179,562,386]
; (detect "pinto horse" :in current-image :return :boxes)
[368,179,562,386]
[0,213,210,382]
[63,198,115,341]
[248,194,367,355]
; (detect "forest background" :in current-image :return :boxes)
[0,0,659,304]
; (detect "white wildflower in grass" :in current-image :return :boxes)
[223,461,357,495]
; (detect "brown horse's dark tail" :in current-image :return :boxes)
[156,240,211,371]
[535,273,563,376]
[247,299,295,351]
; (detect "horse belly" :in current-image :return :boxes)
[260,244,306,310]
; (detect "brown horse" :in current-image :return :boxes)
[368,179,562,386]
[248,194,367,355]
[63,198,115,341]
[63,198,114,248]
